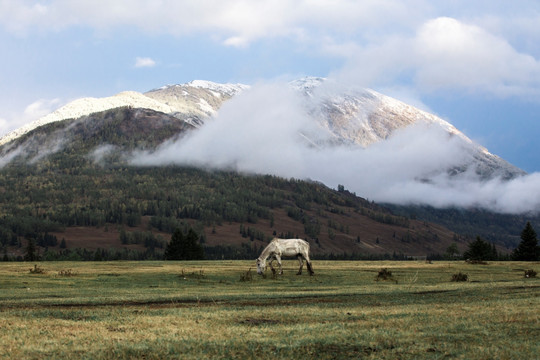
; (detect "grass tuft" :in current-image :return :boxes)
[451,272,469,282]
[57,269,77,277]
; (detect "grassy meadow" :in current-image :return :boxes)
[0,260,538,359]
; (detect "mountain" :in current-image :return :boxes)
[1,77,524,180]
[0,108,466,260]
[0,77,534,260]
[0,81,248,147]
[289,77,525,179]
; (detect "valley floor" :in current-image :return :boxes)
[0,260,538,359]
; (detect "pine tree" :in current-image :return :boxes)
[164,228,204,260]
[24,239,38,261]
[164,228,184,260]
[463,236,492,261]
[184,228,204,260]
[513,222,539,261]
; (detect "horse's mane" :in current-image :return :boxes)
[258,239,279,260]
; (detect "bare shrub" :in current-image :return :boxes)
[29,264,46,274]
[375,268,396,283]
[524,269,537,278]
[239,268,253,282]
[58,269,76,277]
[451,272,468,282]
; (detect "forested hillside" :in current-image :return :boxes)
[0,106,525,261]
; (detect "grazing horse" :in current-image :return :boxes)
[256,238,314,276]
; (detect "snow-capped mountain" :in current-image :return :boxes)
[144,80,249,124]
[290,77,524,179]
[0,77,525,179]
[0,81,248,146]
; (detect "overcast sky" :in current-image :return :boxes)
[1,0,540,173]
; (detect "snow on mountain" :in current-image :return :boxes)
[291,77,525,178]
[144,80,249,120]
[0,91,175,146]
[0,81,249,146]
[185,80,249,97]
[0,77,524,179]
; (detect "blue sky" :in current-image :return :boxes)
[1,0,540,172]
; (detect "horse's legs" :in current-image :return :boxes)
[304,254,315,276]
[268,257,276,275]
[296,255,304,275]
[276,255,283,275]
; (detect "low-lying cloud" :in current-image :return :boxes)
[131,81,540,215]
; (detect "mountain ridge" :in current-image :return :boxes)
[0,98,535,259]
[0,77,525,181]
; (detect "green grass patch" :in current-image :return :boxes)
[0,260,538,359]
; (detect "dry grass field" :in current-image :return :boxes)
[0,260,538,359]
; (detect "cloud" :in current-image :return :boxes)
[413,17,540,96]
[134,57,156,68]
[331,17,540,98]
[132,81,318,175]
[23,98,62,120]
[0,98,66,142]
[2,1,539,97]
[0,0,420,44]
[131,81,540,214]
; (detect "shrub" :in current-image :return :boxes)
[465,259,488,265]
[29,264,46,274]
[451,272,468,282]
[375,268,396,282]
[58,269,76,277]
[239,268,253,282]
[524,269,537,278]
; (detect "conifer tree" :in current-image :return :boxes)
[164,228,184,260]
[184,228,205,260]
[513,222,539,261]
[164,228,204,260]
[24,238,38,261]
[463,236,492,261]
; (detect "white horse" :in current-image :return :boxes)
[256,238,314,276]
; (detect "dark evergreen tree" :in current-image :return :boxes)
[164,228,204,260]
[164,228,184,260]
[463,236,492,261]
[184,228,205,260]
[24,238,38,261]
[513,222,539,261]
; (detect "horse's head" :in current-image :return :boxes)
[256,258,266,275]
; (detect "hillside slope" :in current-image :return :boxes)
[0,107,465,260]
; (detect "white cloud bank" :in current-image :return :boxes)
[332,17,540,98]
[2,1,539,99]
[131,82,540,214]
